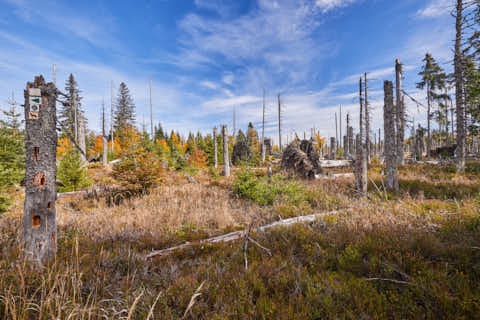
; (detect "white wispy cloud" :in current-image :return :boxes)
[416,0,453,18]
[316,0,359,13]
[3,0,119,50]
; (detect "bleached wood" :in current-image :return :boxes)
[145,211,339,259]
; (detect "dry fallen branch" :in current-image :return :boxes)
[145,211,339,259]
[183,281,205,319]
[365,278,412,285]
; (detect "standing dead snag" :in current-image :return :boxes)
[454,0,465,171]
[395,59,405,165]
[330,137,336,159]
[364,73,370,162]
[383,81,399,191]
[355,77,367,195]
[213,127,218,168]
[102,98,107,165]
[23,76,57,265]
[222,125,230,177]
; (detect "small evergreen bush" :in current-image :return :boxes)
[57,150,92,192]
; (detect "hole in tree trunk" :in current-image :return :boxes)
[32,215,41,227]
[47,201,52,210]
[51,232,56,251]
[33,147,39,162]
[33,172,46,187]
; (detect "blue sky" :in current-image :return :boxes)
[0,0,455,144]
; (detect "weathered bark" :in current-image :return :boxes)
[395,59,405,165]
[364,73,370,162]
[278,93,282,152]
[355,78,367,195]
[346,113,351,155]
[427,81,432,158]
[348,126,354,156]
[78,116,87,163]
[222,125,230,177]
[354,134,362,191]
[330,137,336,159]
[343,135,348,158]
[383,81,399,191]
[261,89,266,163]
[102,100,107,165]
[415,128,422,161]
[213,127,218,168]
[454,0,465,171]
[23,76,57,265]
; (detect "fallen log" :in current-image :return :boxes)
[319,160,353,167]
[316,173,354,179]
[145,210,339,259]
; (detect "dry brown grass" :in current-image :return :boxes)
[57,179,264,244]
[2,163,480,319]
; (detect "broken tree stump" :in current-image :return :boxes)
[23,75,58,265]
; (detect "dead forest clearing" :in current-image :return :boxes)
[1,159,480,318]
[1,0,480,318]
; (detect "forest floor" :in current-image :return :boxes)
[1,161,480,319]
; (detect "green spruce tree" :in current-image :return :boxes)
[417,53,446,157]
[113,82,136,138]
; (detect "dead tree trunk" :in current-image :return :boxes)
[383,81,399,191]
[364,73,370,162]
[356,77,367,195]
[330,137,336,159]
[102,99,107,165]
[78,114,88,163]
[348,126,354,156]
[427,82,432,158]
[261,88,266,163]
[213,127,218,168]
[278,93,282,152]
[355,134,361,191]
[395,59,405,165]
[23,76,57,265]
[222,125,230,177]
[455,0,465,171]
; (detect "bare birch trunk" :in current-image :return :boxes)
[384,81,399,191]
[23,76,57,265]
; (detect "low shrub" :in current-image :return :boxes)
[233,169,307,206]
[111,150,163,194]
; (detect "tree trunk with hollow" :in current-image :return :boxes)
[23,76,57,265]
